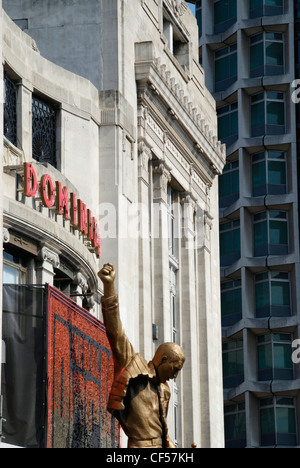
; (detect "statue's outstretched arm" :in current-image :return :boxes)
[99,264,134,371]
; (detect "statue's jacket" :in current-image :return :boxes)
[101,294,172,446]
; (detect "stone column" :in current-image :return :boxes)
[152,159,172,343]
[196,193,224,448]
[137,140,153,360]
[180,192,201,447]
[1,229,9,370]
[16,80,33,161]
[37,246,60,286]
[196,206,214,448]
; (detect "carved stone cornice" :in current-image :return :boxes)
[135,42,226,177]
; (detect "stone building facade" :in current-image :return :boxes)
[0,0,225,448]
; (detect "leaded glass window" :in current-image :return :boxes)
[32,96,56,167]
[4,73,17,146]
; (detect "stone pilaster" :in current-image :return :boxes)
[138,140,153,360]
[16,80,33,161]
[152,159,172,343]
[180,192,201,445]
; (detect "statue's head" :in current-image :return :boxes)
[152,342,185,383]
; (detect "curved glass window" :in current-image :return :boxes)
[220,220,240,267]
[255,271,291,318]
[253,210,289,257]
[221,279,242,326]
[224,403,246,448]
[251,91,285,137]
[250,0,284,19]
[215,44,237,92]
[258,333,294,381]
[217,103,238,147]
[252,150,287,196]
[214,0,237,34]
[223,340,244,388]
[219,160,239,208]
[260,397,297,447]
[250,32,284,77]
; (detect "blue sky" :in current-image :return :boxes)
[187,2,196,14]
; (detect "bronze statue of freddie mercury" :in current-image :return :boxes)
[98,263,185,449]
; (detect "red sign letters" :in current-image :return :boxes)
[23,163,101,258]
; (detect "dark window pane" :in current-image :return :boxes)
[267,101,285,126]
[250,42,264,69]
[253,161,266,188]
[276,408,296,435]
[256,281,270,308]
[252,101,265,127]
[32,96,57,167]
[4,73,17,146]
[254,220,268,246]
[274,343,293,370]
[269,220,288,245]
[268,161,286,185]
[266,42,283,66]
[271,281,290,307]
[261,407,275,435]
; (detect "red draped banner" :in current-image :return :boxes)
[47,286,119,448]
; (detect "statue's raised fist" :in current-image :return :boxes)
[98,264,116,298]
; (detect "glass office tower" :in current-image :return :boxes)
[192,0,300,447]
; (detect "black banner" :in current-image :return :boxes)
[1,285,46,448]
